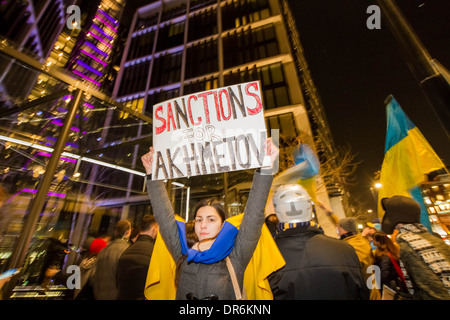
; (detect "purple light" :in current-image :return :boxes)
[65,142,79,148]
[79,49,107,66]
[94,15,118,33]
[97,8,118,25]
[83,102,95,109]
[61,157,77,163]
[22,188,37,193]
[84,41,109,57]
[51,119,64,126]
[76,59,103,76]
[87,31,113,48]
[50,118,82,132]
[72,69,101,86]
[37,152,52,157]
[9,188,66,200]
[91,24,114,41]
[75,114,90,121]
[36,152,77,163]
[47,192,67,198]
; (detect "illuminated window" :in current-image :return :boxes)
[223,24,279,69]
[222,0,270,32]
[150,51,182,87]
[185,39,218,79]
[128,30,155,60]
[265,113,298,139]
[183,76,218,95]
[224,62,290,109]
[156,21,185,51]
[188,8,217,42]
[118,60,150,96]
[120,97,144,119]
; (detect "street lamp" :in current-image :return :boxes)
[370,183,382,215]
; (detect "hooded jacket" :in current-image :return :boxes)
[268,224,369,300]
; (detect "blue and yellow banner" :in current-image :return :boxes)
[378,96,446,230]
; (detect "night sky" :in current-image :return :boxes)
[287,0,450,209]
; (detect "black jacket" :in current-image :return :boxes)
[116,234,155,300]
[269,224,370,300]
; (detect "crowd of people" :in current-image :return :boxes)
[36,141,449,300]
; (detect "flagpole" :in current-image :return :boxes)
[377,0,450,140]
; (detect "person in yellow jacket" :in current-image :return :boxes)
[337,217,381,300]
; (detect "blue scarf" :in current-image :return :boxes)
[176,220,238,264]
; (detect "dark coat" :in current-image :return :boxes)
[116,234,155,300]
[374,253,408,295]
[397,227,450,300]
[269,224,370,300]
[91,238,129,300]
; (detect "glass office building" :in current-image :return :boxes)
[112,0,344,222]
[0,0,139,297]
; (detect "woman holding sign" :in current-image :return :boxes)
[141,138,278,300]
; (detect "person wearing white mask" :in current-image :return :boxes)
[268,184,369,300]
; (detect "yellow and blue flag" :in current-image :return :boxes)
[378,96,446,231]
[271,144,321,203]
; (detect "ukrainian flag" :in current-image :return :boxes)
[378,96,446,230]
[270,143,321,203]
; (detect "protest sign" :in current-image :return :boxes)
[151,81,270,180]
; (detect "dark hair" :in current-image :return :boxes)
[140,214,157,232]
[265,214,279,234]
[182,199,228,249]
[175,199,228,286]
[373,231,400,260]
[113,220,132,239]
[184,220,198,248]
[193,198,228,222]
[130,225,141,239]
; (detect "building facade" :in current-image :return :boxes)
[0,0,134,294]
[0,0,69,105]
[110,0,345,234]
